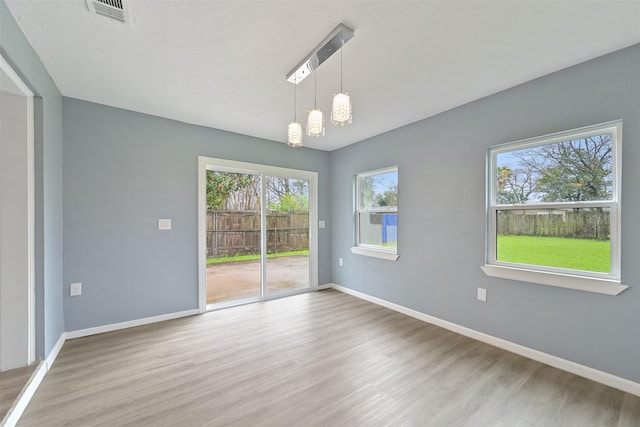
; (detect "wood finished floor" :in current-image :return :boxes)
[18,290,640,426]
[1,362,39,422]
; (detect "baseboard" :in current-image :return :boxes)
[317,283,333,290]
[45,333,66,370]
[1,329,66,427]
[65,309,200,339]
[329,283,640,397]
[1,360,47,427]
[3,308,201,426]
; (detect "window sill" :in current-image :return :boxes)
[351,246,399,261]
[481,264,628,296]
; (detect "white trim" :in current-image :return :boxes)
[4,307,198,425]
[65,309,199,339]
[486,120,623,289]
[0,54,36,367]
[201,157,319,180]
[1,360,46,427]
[207,296,262,312]
[0,56,34,97]
[1,331,65,427]
[317,283,333,290]
[309,176,319,290]
[45,333,66,370]
[329,283,640,397]
[356,165,398,179]
[260,171,268,299]
[489,120,623,156]
[25,92,35,364]
[197,157,208,313]
[481,264,628,295]
[4,305,204,423]
[197,156,319,311]
[355,166,398,253]
[350,246,399,261]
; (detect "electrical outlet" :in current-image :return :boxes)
[339,258,343,266]
[477,287,487,302]
[70,282,82,297]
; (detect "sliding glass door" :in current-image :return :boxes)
[198,157,317,311]
[265,176,310,296]
[205,170,262,306]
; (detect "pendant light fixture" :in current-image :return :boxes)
[287,76,303,147]
[307,70,325,137]
[285,23,354,144]
[331,28,352,126]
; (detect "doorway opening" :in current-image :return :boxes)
[198,157,317,311]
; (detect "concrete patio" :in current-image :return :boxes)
[206,255,310,304]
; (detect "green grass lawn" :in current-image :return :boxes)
[207,250,309,265]
[497,235,610,273]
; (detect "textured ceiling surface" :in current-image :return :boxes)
[5,1,640,151]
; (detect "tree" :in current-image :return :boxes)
[534,135,612,202]
[375,187,397,207]
[358,176,375,208]
[268,193,308,212]
[266,177,309,212]
[359,175,397,209]
[496,166,535,204]
[498,134,612,204]
[206,171,257,210]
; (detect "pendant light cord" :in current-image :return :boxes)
[340,28,343,93]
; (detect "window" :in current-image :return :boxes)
[482,121,627,295]
[351,166,399,261]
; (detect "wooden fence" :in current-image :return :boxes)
[497,210,610,240]
[207,210,309,258]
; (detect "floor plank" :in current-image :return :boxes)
[17,290,640,426]
[0,362,39,422]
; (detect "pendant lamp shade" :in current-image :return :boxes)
[331,92,352,126]
[287,121,303,147]
[286,74,303,147]
[307,108,325,137]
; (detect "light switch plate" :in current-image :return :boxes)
[477,287,487,302]
[70,282,82,297]
[158,219,172,230]
[319,220,326,229]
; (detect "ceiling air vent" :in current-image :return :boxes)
[85,0,129,23]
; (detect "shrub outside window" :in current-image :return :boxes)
[352,167,398,260]
[484,121,627,295]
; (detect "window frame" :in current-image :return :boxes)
[351,166,399,261]
[482,121,627,295]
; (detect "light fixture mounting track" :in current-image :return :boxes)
[286,23,354,85]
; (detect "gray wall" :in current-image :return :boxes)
[62,98,331,331]
[331,44,640,383]
[1,0,65,359]
[4,0,639,385]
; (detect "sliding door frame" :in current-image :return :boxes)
[197,156,318,312]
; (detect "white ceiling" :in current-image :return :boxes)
[5,1,640,151]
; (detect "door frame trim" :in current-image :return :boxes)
[0,54,36,367]
[197,156,319,312]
